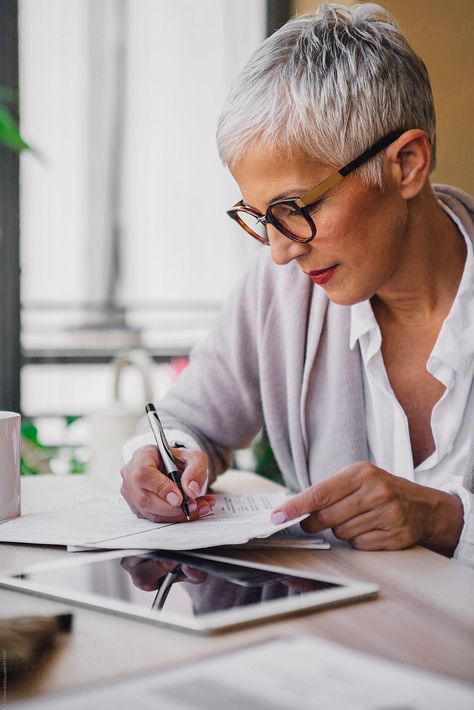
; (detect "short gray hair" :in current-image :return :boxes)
[216,2,436,191]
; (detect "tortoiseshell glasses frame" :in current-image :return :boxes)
[226,129,405,245]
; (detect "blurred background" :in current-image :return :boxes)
[0,0,472,479]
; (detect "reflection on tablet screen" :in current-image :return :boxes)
[18,551,344,619]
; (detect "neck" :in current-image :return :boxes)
[372,184,467,328]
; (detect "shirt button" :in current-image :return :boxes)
[446,443,454,455]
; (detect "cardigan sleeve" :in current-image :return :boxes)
[125,252,270,485]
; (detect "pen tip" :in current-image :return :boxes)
[185,514,191,522]
[145,403,156,413]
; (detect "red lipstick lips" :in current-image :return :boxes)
[306,265,339,285]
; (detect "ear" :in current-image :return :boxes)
[385,129,432,200]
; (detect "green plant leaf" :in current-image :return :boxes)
[21,419,40,446]
[0,105,30,152]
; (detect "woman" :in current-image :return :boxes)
[120,3,474,566]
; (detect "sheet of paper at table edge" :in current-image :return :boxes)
[0,491,307,551]
[68,522,329,553]
[67,525,328,552]
[10,636,474,710]
[0,495,168,546]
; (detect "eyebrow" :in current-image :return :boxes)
[243,187,309,212]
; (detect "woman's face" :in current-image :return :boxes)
[230,143,409,306]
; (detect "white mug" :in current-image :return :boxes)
[0,411,21,521]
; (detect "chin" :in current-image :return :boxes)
[322,285,375,307]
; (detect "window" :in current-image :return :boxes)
[19,0,265,418]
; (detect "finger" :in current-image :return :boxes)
[333,494,417,542]
[177,449,209,499]
[120,557,174,575]
[127,445,188,507]
[200,494,216,507]
[127,560,177,590]
[120,556,147,571]
[180,565,208,584]
[350,529,414,551]
[141,496,214,524]
[271,463,364,524]
[331,507,390,541]
[300,490,370,533]
[130,485,197,521]
[127,469,214,516]
[123,446,211,512]
[139,467,189,508]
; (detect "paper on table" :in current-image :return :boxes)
[73,492,309,551]
[11,635,474,710]
[0,492,308,552]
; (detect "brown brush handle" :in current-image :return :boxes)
[0,612,73,675]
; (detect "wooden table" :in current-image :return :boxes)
[1,472,473,704]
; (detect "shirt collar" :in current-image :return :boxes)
[430,200,474,374]
[349,298,378,351]
[349,200,474,374]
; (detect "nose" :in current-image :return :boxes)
[267,224,310,266]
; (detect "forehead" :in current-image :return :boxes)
[229,142,330,210]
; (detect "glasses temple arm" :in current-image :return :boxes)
[339,129,405,177]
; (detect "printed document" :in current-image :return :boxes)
[0,492,310,551]
[11,635,474,710]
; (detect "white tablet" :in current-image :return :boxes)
[0,550,379,634]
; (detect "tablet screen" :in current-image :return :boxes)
[16,550,344,621]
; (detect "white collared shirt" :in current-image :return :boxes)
[350,200,474,566]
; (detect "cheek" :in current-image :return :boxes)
[316,209,367,262]
[329,199,405,268]
[316,202,407,305]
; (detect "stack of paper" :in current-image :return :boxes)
[0,492,322,552]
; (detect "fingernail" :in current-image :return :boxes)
[199,505,211,517]
[271,511,287,524]
[189,500,198,513]
[166,492,181,507]
[188,480,200,496]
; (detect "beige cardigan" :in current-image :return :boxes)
[137,184,474,496]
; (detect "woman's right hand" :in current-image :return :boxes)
[120,444,215,523]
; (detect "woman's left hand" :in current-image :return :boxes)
[271,461,464,555]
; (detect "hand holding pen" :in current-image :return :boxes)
[145,403,193,520]
[119,403,215,523]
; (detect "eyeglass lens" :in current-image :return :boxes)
[235,203,313,242]
[268,203,313,240]
[235,210,269,241]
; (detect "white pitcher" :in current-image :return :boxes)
[86,349,154,482]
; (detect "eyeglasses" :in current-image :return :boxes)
[226,129,404,245]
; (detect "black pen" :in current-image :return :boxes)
[151,565,181,611]
[145,403,191,521]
